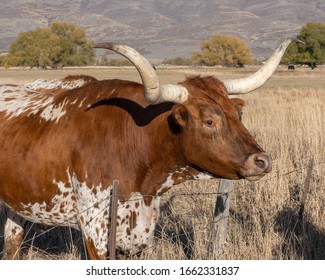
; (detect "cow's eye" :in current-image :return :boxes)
[205,120,214,127]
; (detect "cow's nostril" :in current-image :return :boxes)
[255,156,267,170]
[253,153,272,173]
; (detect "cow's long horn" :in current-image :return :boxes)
[93,43,188,104]
[223,38,298,95]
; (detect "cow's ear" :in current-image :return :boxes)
[172,104,189,127]
[231,98,245,111]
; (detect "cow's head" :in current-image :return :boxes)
[170,76,270,181]
[93,39,294,181]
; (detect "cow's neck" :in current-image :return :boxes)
[142,118,214,197]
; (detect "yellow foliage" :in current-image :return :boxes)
[192,34,252,66]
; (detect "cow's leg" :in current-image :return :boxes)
[3,210,26,260]
[78,211,110,260]
[69,173,112,260]
[83,236,106,260]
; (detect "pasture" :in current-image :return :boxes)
[0,66,324,260]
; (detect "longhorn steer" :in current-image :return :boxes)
[0,39,293,259]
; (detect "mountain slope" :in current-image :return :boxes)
[1,0,324,58]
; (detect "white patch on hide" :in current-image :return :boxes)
[0,85,53,119]
[4,212,25,239]
[25,78,86,91]
[0,85,68,122]
[19,179,78,228]
[67,169,112,256]
[40,98,68,123]
[193,171,214,180]
[116,193,160,255]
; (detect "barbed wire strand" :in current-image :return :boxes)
[0,159,324,258]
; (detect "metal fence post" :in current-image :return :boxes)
[109,180,119,260]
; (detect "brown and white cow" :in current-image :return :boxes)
[0,39,294,260]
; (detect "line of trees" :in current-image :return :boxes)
[164,22,325,67]
[1,21,324,68]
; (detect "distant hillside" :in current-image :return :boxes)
[1,0,324,59]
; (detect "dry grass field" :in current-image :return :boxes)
[0,66,324,260]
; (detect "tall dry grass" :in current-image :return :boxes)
[0,68,324,260]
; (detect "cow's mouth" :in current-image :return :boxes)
[242,173,269,182]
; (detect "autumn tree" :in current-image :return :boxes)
[4,22,94,68]
[282,22,325,65]
[50,22,94,67]
[4,28,61,68]
[192,34,252,66]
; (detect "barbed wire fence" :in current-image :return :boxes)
[0,158,324,259]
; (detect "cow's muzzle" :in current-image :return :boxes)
[242,152,272,181]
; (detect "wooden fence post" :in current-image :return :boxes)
[108,180,119,260]
[299,157,314,219]
[208,179,234,258]
[299,157,314,257]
